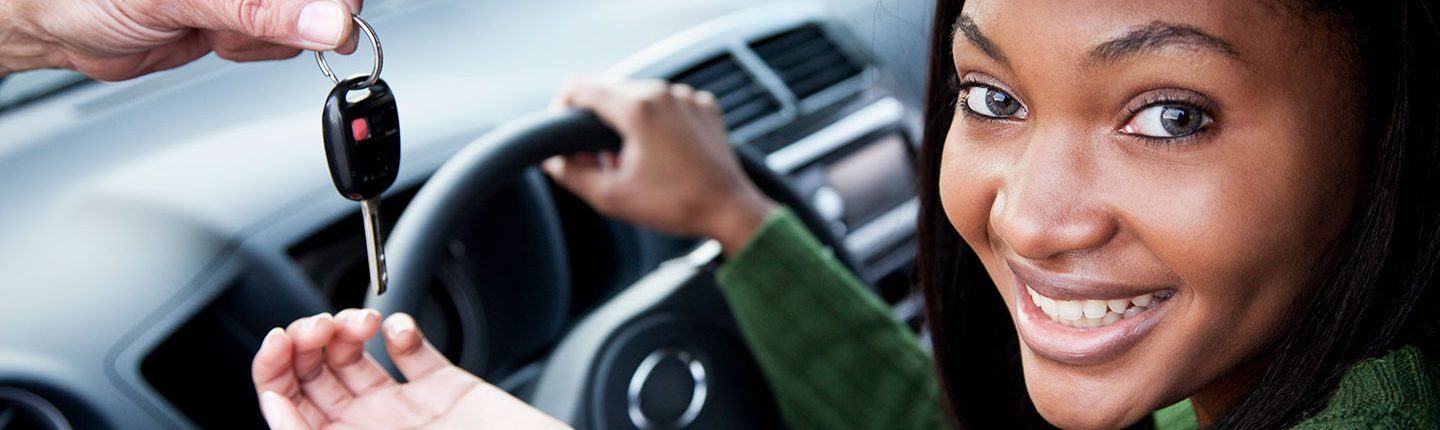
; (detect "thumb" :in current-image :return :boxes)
[168,0,356,50]
[544,153,613,205]
[258,391,313,430]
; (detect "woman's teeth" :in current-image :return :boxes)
[1027,285,1170,329]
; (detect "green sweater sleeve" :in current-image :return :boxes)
[715,208,947,430]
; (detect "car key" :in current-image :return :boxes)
[322,75,400,296]
[316,15,399,296]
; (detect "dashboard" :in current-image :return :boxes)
[0,0,933,428]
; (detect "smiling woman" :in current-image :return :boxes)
[920,0,1440,428]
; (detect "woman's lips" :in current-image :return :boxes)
[1010,263,1176,366]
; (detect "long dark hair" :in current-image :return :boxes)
[915,1,1440,428]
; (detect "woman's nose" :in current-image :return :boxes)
[992,137,1118,261]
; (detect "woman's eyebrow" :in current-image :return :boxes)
[952,14,1010,66]
[1087,22,1243,64]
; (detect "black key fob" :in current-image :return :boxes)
[323,75,401,201]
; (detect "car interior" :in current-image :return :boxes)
[0,0,933,428]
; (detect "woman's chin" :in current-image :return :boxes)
[1022,356,1159,430]
[1031,396,1150,430]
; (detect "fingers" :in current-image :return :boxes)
[543,153,610,206]
[382,313,456,382]
[667,83,724,128]
[168,0,358,51]
[693,90,722,124]
[326,309,398,395]
[558,77,723,132]
[285,313,356,420]
[670,83,696,100]
[547,78,619,204]
[253,328,299,397]
[202,31,303,62]
[344,0,365,14]
[336,28,361,55]
[260,391,314,430]
[694,89,719,110]
[548,76,753,239]
[337,0,364,54]
[251,326,329,428]
[558,77,670,133]
[222,45,305,62]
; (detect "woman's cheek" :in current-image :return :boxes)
[938,126,1004,253]
[938,123,1021,310]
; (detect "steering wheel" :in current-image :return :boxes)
[365,110,855,428]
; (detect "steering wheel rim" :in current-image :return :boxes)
[363,108,856,381]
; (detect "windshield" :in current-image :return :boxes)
[0,70,91,113]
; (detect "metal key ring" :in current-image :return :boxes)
[315,14,383,89]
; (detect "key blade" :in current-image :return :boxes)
[359,198,389,295]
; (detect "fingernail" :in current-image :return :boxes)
[261,327,283,347]
[297,1,347,47]
[349,311,370,329]
[386,313,415,337]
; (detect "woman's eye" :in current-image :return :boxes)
[962,85,1027,119]
[1121,104,1213,138]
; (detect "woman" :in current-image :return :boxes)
[251,0,1440,428]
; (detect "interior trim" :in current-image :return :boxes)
[844,197,919,259]
[765,97,904,173]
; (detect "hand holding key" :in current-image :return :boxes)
[252,309,571,429]
[0,0,365,80]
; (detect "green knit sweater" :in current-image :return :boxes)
[715,208,1440,429]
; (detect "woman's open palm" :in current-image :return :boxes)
[251,309,569,429]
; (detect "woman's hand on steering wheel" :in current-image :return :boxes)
[251,309,570,429]
[544,77,777,255]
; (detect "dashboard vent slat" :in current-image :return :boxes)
[671,55,780,130]
[724,96,778,128]
[751,24,863,101]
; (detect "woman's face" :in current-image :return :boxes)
[938,0,1363,428]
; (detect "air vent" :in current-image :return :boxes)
[670,55,780,130]
[751,24,863,101]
